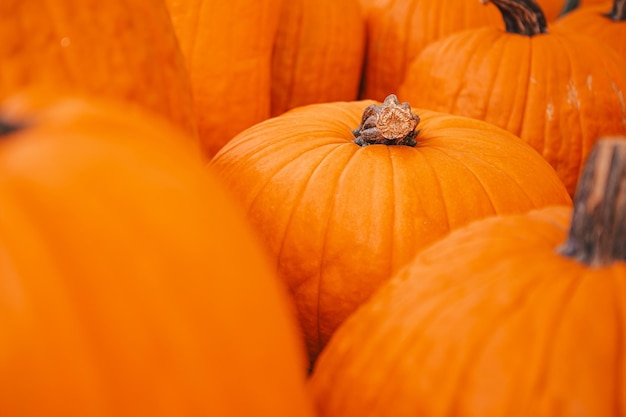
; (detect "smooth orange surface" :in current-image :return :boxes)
[399,26,626,196]
[0,0,197,144]
[0,93,314,417]
[310,204,626,417]
[210,99,572,362]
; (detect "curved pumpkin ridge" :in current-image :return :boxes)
[210,100,572,362]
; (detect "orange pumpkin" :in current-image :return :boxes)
[167,0,365,157]
[0,0,197,145]
[166,0,282,157]
[210,95,572,363]
[399,0,626,196]
[555,0,625,60]
[360,0,504,102]
[309,137,626,417]
[271,0,365,117]
[0,92,314,417]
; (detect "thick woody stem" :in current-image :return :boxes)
[353,94,420,147]
[558,138,626,267]
[608,0,626,21]
[481,0,548,36]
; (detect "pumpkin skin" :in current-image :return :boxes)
[166,0,283,157]
[309,138,626,417]
[0,0,197,145]
[555,0,625,60]
[398,0,626,196]
[210,97,572,362]
[0,93,314,417]
[270,0,365,117]
[361,0,503,102]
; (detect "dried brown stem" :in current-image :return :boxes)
[0,120,21,137]
[558,138,626,266]
[608,0,626,21]
[481,0,548,36]
[353,94,420,147]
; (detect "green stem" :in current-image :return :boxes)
[481,0,548,36]
[558,138,626,267]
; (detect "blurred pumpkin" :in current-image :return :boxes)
[0,92,314,417]
[399,0,626,195]
[555,0,625,59]
[360,0,503,102]
[210,95,572,363]
[0,0,197,147]
[167,0,365,157]
[309,137,626,417]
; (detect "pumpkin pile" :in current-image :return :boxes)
[2,0,625,415]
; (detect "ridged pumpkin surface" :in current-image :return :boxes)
[166,0,282,157]
[210,99,572,362]
[555,0,625,60]
[309,139,626,417]
[399,13,626,195]
[0,0,197,143]
[271,0,365,117]
[0,93,314,417]
[361,0,503,101]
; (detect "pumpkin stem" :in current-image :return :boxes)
[0,120,21,136]
[558,138,626,267]
[559,0,580,16]
[353,94,420,147]
[608,0,626,21]
[481,0,548,36]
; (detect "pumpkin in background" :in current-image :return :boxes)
[555,0,625,59]
[0,0,197,147]
[360,0,503,102]
[167,0,365,157]
[399,0,626,196]
[271,0,365,117]
[0,93,314,417]
[210,95,572,363]
[309,137,626,417]
[166,0,283,157]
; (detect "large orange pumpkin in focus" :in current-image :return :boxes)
[210,95,572,363]
[0,0,198,146]
[309,138,626,417]
[0,93,314,417]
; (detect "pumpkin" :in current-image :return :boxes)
[210,95,572,363]
[360,0,503,102]
[309,137,626,417]
[166,0,282,157]
[0,92,314,417]
[0,0,197,146]
[398,0,626,196]
[555,0,625,60]
[270,0,365,117]
[167,0,365,157]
